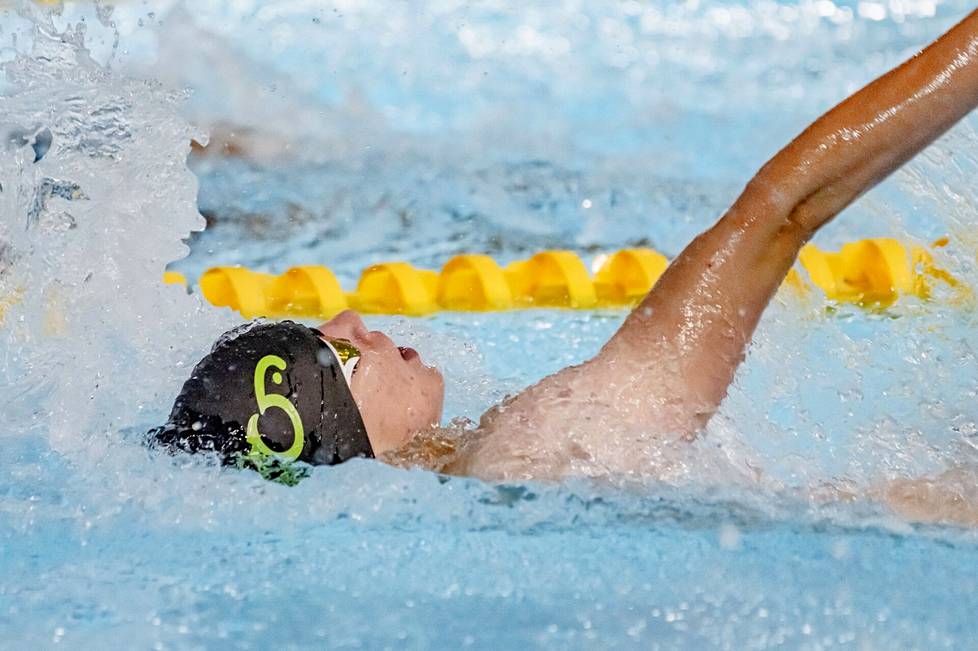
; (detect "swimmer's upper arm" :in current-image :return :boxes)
[595,8,978,435]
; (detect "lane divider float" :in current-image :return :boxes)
[165,238,960,318]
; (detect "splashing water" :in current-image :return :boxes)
[0,3,230,499]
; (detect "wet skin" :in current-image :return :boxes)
[324,10,978,523]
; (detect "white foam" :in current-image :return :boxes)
[0,3,232,504]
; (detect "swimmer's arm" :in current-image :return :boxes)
[598,8,978,433]
[810,470,978,528]
[874,468,978,528]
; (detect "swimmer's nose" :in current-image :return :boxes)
[318,309,369,341]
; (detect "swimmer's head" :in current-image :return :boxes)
[153,312,444,467]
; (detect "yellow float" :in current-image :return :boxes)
[170,239,960,319]
[796,237,956,306]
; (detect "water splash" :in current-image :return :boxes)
[0,3,229,481]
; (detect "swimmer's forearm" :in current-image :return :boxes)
[743,7,978,237]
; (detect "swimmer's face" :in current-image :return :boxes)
[317,310,444,455]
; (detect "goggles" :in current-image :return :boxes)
[320,336,361,387]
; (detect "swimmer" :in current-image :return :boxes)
[156,9,978,524]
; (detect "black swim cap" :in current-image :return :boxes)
[153,320,373,466]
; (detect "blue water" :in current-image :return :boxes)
[5,439,978,649]
[3,0,978,648]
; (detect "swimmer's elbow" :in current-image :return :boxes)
[738,174,791,216]
[737,168,843,240]
[729,173,803,237]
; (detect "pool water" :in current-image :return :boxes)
[3,1,978,648]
